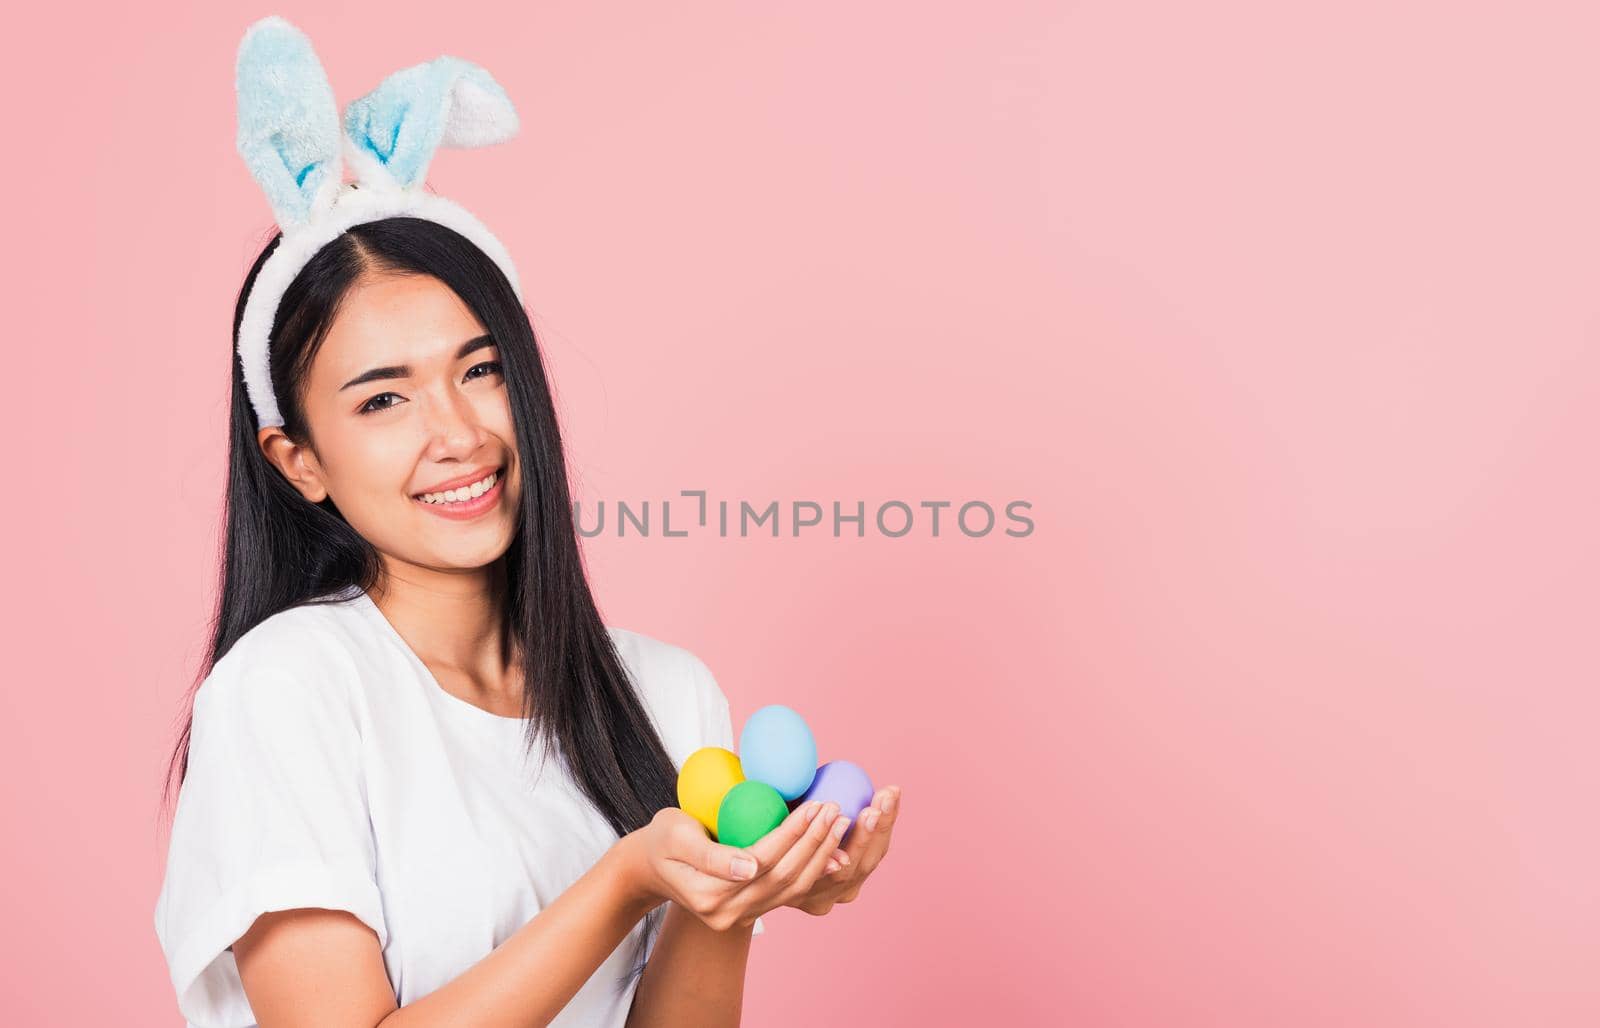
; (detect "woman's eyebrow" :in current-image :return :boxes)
[339,334,495,391]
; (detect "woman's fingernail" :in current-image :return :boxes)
[883,790,898,814]
[826,859,841,873]
[864,808,881,831]
[803,801,820,823]
[732,857,757,880]
[831,816,851,839]
[836,849,850,866]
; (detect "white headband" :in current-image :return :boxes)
[234,16,524,429]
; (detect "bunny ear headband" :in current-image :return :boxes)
[234,15,523,428]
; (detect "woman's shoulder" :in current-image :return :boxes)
[606,623,700,672]
[200,591,372,704]
[605,626,729,747]
[606,625,719,697]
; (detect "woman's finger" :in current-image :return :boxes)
[691,839,763,882]
[792,811,849,894]
[763,801,843,893]
[837,787,894,863]
[831,785,900,890]
[650,808,755,883]
[739,799,825,872]
[867,786,901,840]
[838,791,897,903]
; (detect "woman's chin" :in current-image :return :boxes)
[424,536,514,572]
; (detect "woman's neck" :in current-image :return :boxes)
[366,558,518,683]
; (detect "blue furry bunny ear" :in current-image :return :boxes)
[234,16,344,230]
[343,55,519,191]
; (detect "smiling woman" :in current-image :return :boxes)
[154,201,822,1028]
[149,17,897,1028]
[257,255,528,570]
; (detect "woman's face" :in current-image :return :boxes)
[261,270,522,577]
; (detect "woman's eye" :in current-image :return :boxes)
[357,363,500,414]
[359,393,402,414]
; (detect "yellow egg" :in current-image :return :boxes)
[677,747,745,836]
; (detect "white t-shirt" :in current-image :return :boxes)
[153,586,764,1028]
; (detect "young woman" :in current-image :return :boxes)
[153,22,900,1028]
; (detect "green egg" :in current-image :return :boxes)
[715,780,789,848]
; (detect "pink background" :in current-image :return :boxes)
[4,1,1598,1024]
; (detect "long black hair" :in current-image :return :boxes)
[161,215,676,978]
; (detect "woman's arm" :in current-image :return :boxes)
[624,903,753,1028]
[622,799,850,1027]
[235,801,837,1027]
[235,840,660,1028]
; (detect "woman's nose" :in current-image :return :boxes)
[423,388,484,455]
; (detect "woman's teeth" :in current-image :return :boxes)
[418,470,498,505]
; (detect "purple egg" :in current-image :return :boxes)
[798,760,875,844]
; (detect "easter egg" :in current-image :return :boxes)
[677,746,745,837]
[798,760,875,844]
[716,780,790,848]
[738,704,818,801]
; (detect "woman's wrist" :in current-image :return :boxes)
[605,831,664,921]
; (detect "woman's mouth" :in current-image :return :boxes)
[412,466,506,520]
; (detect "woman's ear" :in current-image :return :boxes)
[258,427,330,504]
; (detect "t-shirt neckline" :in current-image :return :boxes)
[349,588,535,730]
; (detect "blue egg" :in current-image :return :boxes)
[738,705,818,801]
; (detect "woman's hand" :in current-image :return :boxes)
[784,785,901,917]
[620,799,854,931]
